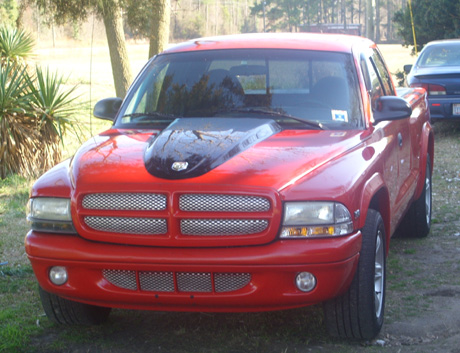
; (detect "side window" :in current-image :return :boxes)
[371,49,395,96]
[364,56,384,110]
[123,63,168,117]
[360,56,371,91]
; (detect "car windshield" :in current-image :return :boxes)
[117,49,363,130]
[418,43,460,68]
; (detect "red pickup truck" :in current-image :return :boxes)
[25,33,433,340]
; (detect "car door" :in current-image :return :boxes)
[363,49,412,229]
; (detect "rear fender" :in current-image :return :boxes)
[414,121,434,200]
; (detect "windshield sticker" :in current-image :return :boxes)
[331,110,348,122]
[122,117,131,124]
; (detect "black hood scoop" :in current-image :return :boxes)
[144,118,281,179]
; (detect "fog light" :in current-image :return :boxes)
[295,272,316,292]
[49,266,68,285]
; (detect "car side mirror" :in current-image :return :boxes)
[403,64,412,74]
[373,96,412,124]
[93,97,122,121]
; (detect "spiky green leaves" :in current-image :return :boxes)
[0,26,35,67]
[0,27,82,179]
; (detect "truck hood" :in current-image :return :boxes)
[70,120,364,193]
[144,118,282,179]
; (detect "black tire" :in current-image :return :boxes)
[395,154,432,238]
[323,209,386,340]
[39,286,111,325]
[412,154,432,237]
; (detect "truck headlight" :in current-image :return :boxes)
[27,198,77,234]
[280,202,353,238]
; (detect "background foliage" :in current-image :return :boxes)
[0,0,18,27]
[394,0,460,53]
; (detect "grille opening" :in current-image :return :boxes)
[85,216,167,235]
[103,269,137,290]
[80,192,273,241]
[83,193,167,211]
[181,219,268,236]
[103,270,251,293]
[179,194,270,212]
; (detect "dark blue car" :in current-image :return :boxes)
[405,39,460,121]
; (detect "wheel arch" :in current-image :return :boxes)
[359,173,391,255]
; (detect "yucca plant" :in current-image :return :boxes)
[0,61,41,179]
[0,26,83,179]
[0,26,35,67]
[27,67,84,173]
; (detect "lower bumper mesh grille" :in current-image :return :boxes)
[103,269,137,290]
[103,269,251,293]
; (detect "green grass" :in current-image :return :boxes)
[0,265,43,353]
[0,175,43,353]
[27,307,331,353]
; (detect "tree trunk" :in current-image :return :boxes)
[16,0,27,29]
[375,0,380,42]
[366,0,374,40]
[101,0,133,98]
[148,0,171,58]
[387,0,392,41]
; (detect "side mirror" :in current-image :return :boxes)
[403,64,412,74]
[373,96,412,124]
[93,97,122,121]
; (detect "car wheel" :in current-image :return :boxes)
[323,209,386,340]
[39,286,111,325]
[395,154,432,238]
[413,154,432,237]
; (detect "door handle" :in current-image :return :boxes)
[398,133,403,147]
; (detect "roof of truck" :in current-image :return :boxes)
[162,33,374,55]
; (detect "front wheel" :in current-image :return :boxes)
[39,286,111,325]
[323,209,386,340]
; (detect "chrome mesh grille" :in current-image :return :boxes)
[177,272,212,292]
[103,270,252,293]
[181,219,268,236]
[81,192,272,240]
[214,273,252,292]
[103,269,137,290]
[82,193,166,211]
[85,216,167,235]
[179,194,270,212]
[139,272,175,292]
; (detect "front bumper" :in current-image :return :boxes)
[25,230,361,312]
[429,96,460,120]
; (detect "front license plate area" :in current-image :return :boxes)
[453,104,460,116]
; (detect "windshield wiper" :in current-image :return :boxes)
[218,108,326,130]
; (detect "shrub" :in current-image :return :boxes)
[0,26,82,179]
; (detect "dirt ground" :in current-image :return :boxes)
[26,43,460,353]
[380,229,460,353]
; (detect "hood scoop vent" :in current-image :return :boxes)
[144,118,281,179]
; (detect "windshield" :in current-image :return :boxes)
[116,49,363,130]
